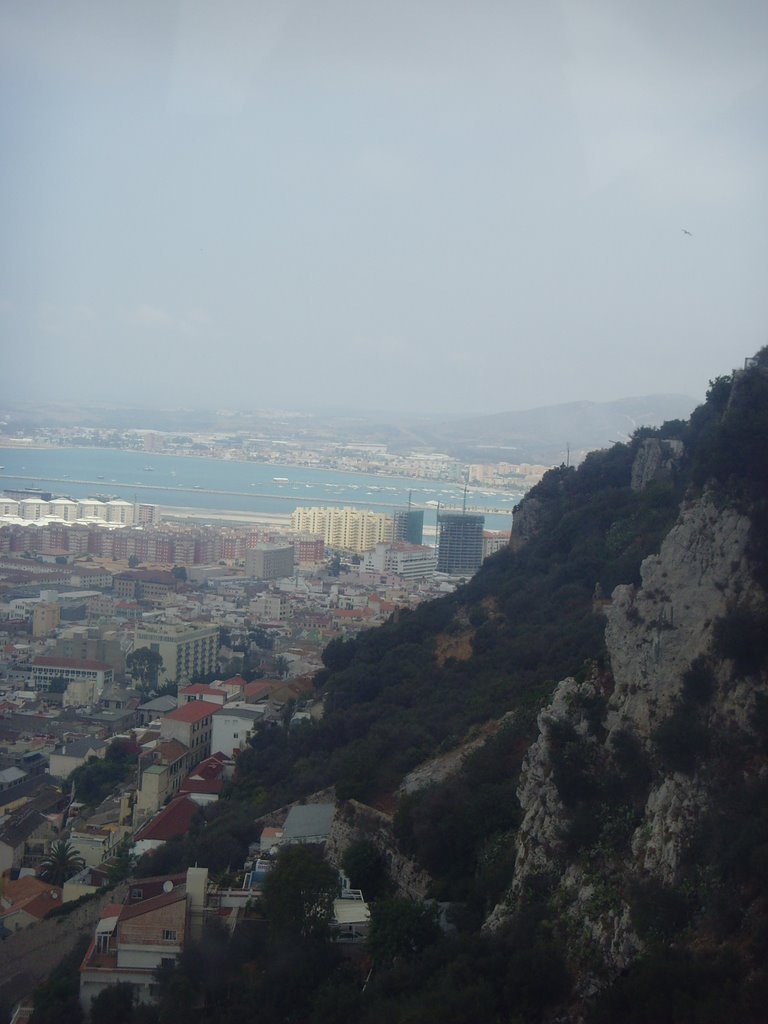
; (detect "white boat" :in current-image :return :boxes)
[273,477,289,483]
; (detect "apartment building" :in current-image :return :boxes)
[31,656,113,697]
[160,701,216,766]
[436,513,485,575]
[290,506,393,553]
[133,623,219,685]
[360,541,437,580]
[245,544,295,580]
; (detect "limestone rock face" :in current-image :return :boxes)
[490,490,763,973]
[631,774,708,882]
[630,437,683,492]
[605,494,754,738]
[510,495,545,552]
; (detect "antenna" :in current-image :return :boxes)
[566,444,570,468]
[462,485,468,514]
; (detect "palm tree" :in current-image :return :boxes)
[273,655,290,679]
[39,839,85,886]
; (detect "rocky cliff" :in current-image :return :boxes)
[487,398,768,1010]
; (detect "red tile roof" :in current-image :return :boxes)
[119,888,186,920]
[135,796,199,842]
[186,754,226,781]
[180,778,223,795]
[164,700,217,723]
[0,877,63,921]
[180,684,222,697]
[243,681,272,699]
[218,675,246,688]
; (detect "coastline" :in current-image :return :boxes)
[0,440,499,487]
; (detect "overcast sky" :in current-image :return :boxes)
[1,1,767,417]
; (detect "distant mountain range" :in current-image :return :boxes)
[405,393,699,464]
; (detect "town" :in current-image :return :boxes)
[0,486,511,1017]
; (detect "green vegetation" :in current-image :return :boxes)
[39,840,85,886]
[127,646,164,691]
[134,801,255,879]
[70,741,135,808]
[29,938,88,1024]
[262,845,339,941]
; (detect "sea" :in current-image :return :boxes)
[0,447,519,533]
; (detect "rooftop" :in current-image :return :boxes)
[134,795,199,842]
[164,701,218,724]
[33,656,112,671]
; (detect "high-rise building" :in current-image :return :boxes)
[133,623,220,686]
[245,544,295,580]
[436,513,485,575]
[393,508,424,545]
[290,507,393,553]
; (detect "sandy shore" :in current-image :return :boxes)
[158,505,292,526]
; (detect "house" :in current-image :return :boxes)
[133,795,200,857]
[259,826,284,855]
[69,822,123,869]
[79,866,209,1012]
[136,694,178,727]
[0,807,54,875]
[178,684,226,707]
[332,894,371,944]
[211,674,246,700]
[0,876,63,933]
[160,700,216,765]
[135,739,190,823]
[178,753,229,806]
[49,736,107,780]
[63,864,110,904]
[0,776,65,825]
[211,704,263,758]
[281,803,336,847]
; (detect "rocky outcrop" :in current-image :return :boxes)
[510,495,545,551]
[605,494,754,738]
[489,490,764,978]
[326,800,432,899]
[630,437,683,492]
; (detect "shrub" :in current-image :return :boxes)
[652,706,709,774]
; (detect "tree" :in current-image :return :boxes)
[262,844,339,940]
[39,840,85,887]
[89,983,134,1024]
[171,565,187,581]
[367,897,440,964]
[341,839,390,899]
[327,554,341,577]
[273,655,290,679]
[127,554,141,568]
[127,646,164,690]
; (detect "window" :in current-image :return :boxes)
[162,929,177,941]
[130,888,143,900]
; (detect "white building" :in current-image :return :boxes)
[105,499,136,526]
[211,704,264,758]
[360,542,437,580]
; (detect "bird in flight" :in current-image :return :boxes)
[682,228,693,236]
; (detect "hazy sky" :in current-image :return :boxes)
[2,1,767,417]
